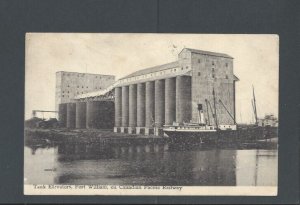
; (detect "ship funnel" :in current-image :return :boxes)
[197,104,205,124]
[197,104,203,111]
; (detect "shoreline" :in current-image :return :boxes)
[24,128,168,144]
[24,128,278,150]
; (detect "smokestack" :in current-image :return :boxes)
[197,104,205,124]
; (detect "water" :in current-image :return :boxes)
[24,139,277,186]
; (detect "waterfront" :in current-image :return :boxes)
[24,136,277,186]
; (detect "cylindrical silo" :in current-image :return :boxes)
[100,101,114,129]
[154,79,165,127]
[165,77,176,125]
[114,87,122,127]
[145,81,155,128]
[58,103,67,127]
[75,102,86,129]
[176,76,192,124]
[137,83,145,127]
[86,101,98,129]
[66,103,76,128]
[86,101,115,129]
[129,84,137,127]
[121,86,129,127]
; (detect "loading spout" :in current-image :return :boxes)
[218,99,236,124]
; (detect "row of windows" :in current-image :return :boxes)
[181,66,189,70]
[197,72,228,79]
[63,73,86,77]
[61,91,85,97]
[119,66,190,83]
[196,59,229,67]
[62,87,101,94]
[62,73,114,79]
[67,85,89,88]
[66,85,103,89]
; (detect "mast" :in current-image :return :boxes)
[240,111,243,124]
[205,99,211,125]
[252,85,258,125]
[239,102,243,123]
[206,99,217,127]
[212,88,219,129]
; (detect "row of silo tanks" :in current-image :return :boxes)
[58,101,114,129]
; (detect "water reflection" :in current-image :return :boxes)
[236,149,277,186]
[24,139,277,186]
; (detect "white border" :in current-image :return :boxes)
[24,185,277,196]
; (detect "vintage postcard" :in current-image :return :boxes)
[24,33,278,195]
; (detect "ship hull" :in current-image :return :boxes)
[164,130,237,144]
[164,126,275,144]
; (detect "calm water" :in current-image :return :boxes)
[24,140,277,186]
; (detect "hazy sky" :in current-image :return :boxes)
[25,33,278,122]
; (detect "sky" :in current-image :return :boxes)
[25,33,278,123]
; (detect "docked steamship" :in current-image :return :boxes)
[163,87,278,143]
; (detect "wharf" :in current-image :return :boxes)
[24,128,168,146]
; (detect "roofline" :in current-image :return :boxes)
[190,51,234,59]
[119,61,179,80]
[180,48,234,59]
[233,75,239,81]
[56,71,115,77]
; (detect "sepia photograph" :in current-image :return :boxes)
[24,33,278,195]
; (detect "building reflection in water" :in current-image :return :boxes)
[24,141,277,186]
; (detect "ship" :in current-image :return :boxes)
[163,87,277,144]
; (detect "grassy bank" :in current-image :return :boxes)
[24,128,167,144]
